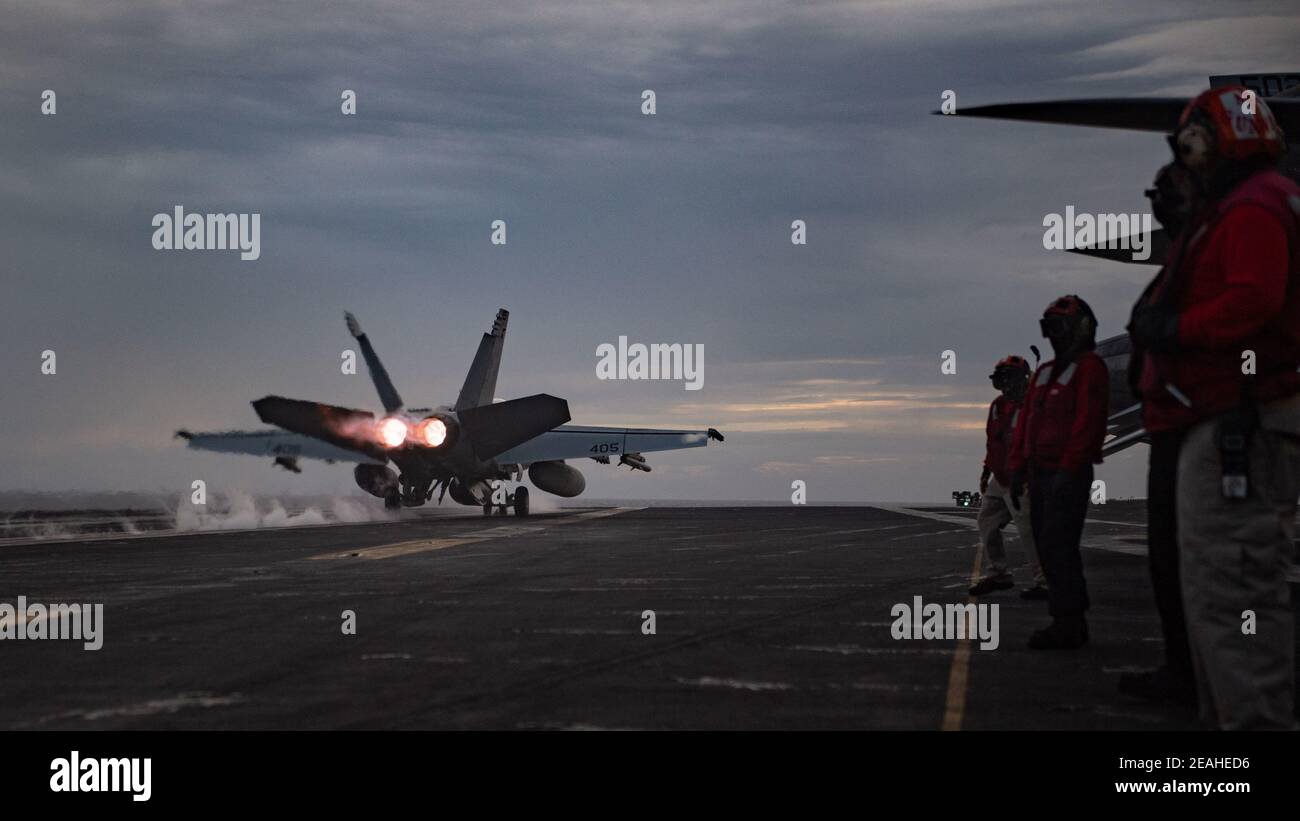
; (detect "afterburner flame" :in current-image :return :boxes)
[416,417,447,447]
[377,417,408,448]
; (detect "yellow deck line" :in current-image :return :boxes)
[309,507,642,561]
[941,542,983,731]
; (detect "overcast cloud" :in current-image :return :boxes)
[2,0,1297,502]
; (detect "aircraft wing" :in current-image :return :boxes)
[175,429,383,464]
[941,97,1299,142]
[942,98,1190,133]
[494,424,723,466]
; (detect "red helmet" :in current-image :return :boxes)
[992,354,1030,375]
[1174,86,1285,166]
[1042,294,1093,318]
[987,353,1029,387]
[1040,294,1097,343]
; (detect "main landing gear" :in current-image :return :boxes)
[483,486,529,517]
[386,479,434,511]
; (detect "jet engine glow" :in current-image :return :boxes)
[416,417,447,447]
[377,417,408,448]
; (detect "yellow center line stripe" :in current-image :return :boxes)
[941,542,982,731]
[309,506,642,561]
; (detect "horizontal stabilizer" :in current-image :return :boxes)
[176,429,382,465]
[1066,227,1169,266]
[252,396,387,460]
[457,393,570,460]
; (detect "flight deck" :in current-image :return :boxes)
[2,504,1295,730]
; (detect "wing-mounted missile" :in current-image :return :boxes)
[273,456,302,473]
[252,396,389,460]
[345,311,405,413]
[619,453,651,472]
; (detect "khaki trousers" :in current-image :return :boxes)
[1177,394,1300,729]
[977,476,1044,584]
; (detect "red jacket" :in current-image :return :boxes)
[1138,169,1300,433]
[984,395,1023,486]
[1009,352,1109,473]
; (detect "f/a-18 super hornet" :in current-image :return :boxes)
[177,310,723,515]
[941,72,1300,457]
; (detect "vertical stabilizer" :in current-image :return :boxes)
[345,311,404,413]
[455,309,508,410]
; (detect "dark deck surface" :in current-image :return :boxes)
[2,504,1293,729]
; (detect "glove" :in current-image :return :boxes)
[1128,304,1181,352]
[979,467,991,495]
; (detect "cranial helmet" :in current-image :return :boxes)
[989,354,1030,378]
[1039,294,1097,349]
[1170,86,1285,169]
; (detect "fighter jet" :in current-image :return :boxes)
[177,309,723,515]
[941,72,1300,457]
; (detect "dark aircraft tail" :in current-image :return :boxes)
[455,308,509,411]
[457,393,570,459]
[345,311,405,413]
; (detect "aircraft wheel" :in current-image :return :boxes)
[482,500,493,516]
[513,486,530,517]
[383,489,401,510]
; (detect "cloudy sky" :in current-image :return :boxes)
[2,0,1297,503]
